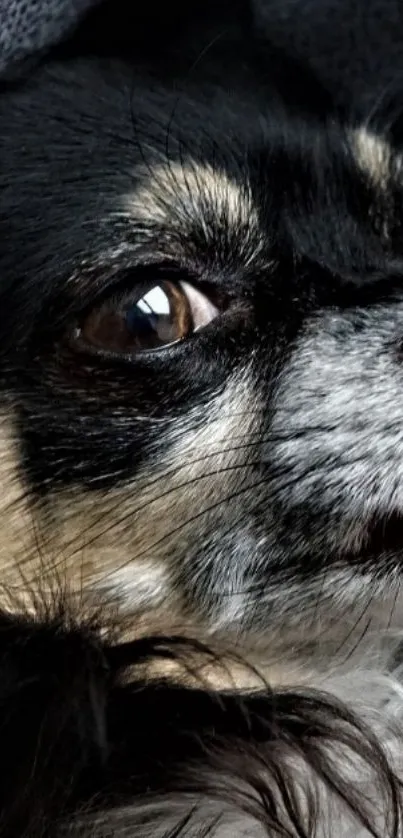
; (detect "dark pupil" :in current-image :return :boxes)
[125,305,158,337]
[124,283,179,349]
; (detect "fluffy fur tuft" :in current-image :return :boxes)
[0,608,402,838]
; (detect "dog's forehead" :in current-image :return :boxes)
[117,127,396,275]
[0,57,399,318]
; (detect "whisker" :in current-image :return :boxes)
[90,473,270,584]
[39,460,264,577]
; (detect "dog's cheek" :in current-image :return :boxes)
[20,371,262,622]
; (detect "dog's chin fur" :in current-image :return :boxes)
[3,1,403,835]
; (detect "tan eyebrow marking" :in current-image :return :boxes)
[124,159,264,266]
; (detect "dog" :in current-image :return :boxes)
[1,2,403,835]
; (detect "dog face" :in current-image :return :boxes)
[1,46,403,663]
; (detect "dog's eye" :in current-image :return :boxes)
[77,280,219,354]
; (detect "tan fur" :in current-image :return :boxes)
[351,127,394,191]
[124,160,265,267]
[0,414,41,604]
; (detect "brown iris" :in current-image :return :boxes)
[78,281,194,354]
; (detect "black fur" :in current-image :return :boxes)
[2,3,403,836]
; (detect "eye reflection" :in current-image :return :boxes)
[137,286,170,315]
